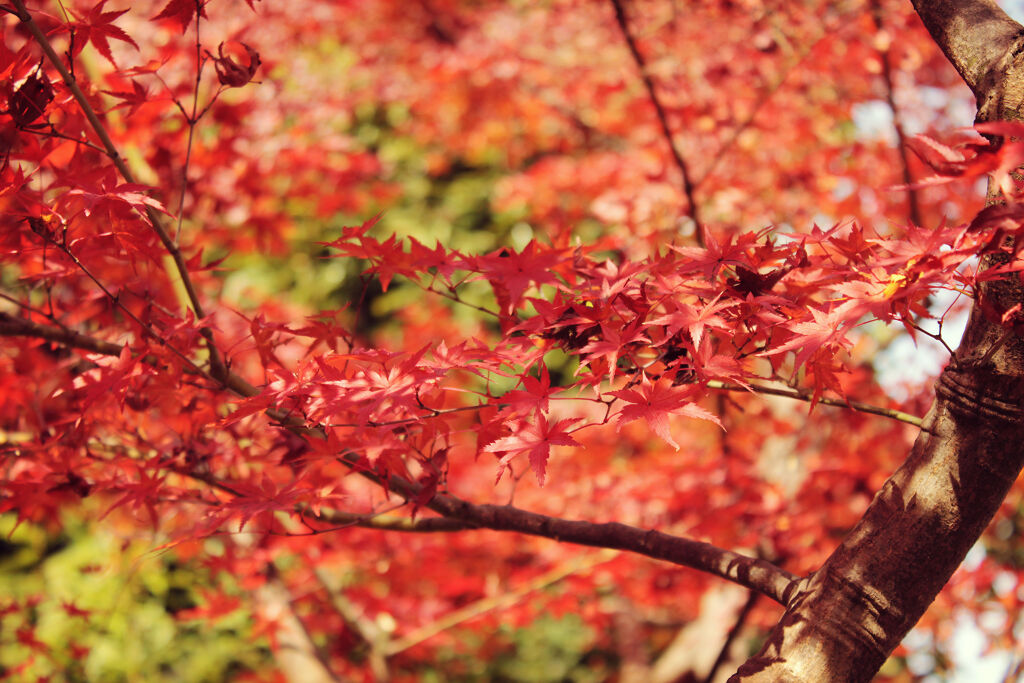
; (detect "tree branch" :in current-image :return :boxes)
[0,312,123,357]
[707,380,925,429]
[909,0,1024,99]
[1,318,805,604]
[314,509,472,533]
[181,454,801,606]
[11,0,228,379]
[871,0,922,226]
[609,0,703,244]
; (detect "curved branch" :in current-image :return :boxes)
[1,316,801,603]
[423,495,801,605]
[182,454,800,606]
[332,450,801,605]
[910,0,1024,98]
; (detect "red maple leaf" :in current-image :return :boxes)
[763,300,861,372]
[609,377,722,450]
[499,364,560,416]
[647,293,733,352]
[69,0,140,67]
[152,0,208,33]
[485,414,581,485]
[672,228,753,280]
[579,317,648,381]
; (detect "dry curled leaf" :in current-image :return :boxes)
[209,41,261,88]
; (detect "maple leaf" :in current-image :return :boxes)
[209,42,261,88]
[609,377,722,450]
[485,414,581,485]
[672,228,754,280]
[7,68,54,127]
[647,294,733,352]
[101,465,165,526]
[579,317,648,381]
[69,0,140,67]
[762,300,860,371]
[152,0,208,33]
[176,589,243,622]
[904,125,1024,197]
[102,79,153,117]
[467,241,569,316]
[499,364,560,416]
[65,180,172,225]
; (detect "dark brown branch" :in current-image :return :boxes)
[0,312,122,356]
[182,451,801,606]
[0,317,799,602]
[428,497,799,604]
[609,0,703,244]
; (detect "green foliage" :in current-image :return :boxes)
[0,514,270,682]
[409,613,607,683]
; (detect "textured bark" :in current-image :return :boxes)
[731,1,1024,680]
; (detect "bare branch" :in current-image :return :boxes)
[707,380,925,429]
[609,0,702,244]
[417,490,802,605]
[871,0,922,226]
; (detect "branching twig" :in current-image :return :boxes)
[693,33,825,190]
[11,0,227,380]
[609,0,702,244]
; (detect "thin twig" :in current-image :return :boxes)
[11,0,227,379]
[694,34,825,190]
[870,0,922,226]
[384,550,618,655]
[173,0,206,243]
[707,380,925,429]
[609,0,703,244]
[702,589,759,683]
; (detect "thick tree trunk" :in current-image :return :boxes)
[731,2,1024,680]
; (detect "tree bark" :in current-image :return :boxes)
[731,1,1024,680]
